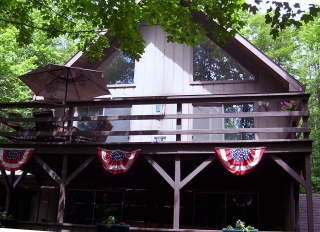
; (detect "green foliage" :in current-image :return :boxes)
[241,11,320,193]
[280,100,298,112]
[0,207,14,225]
[226,225,233,230]
[0,0,318,61]
[102,216,116,228]
[0,208,7,221]
[226,219,255,231]
[0,18,77,142]
[240,12,298,75]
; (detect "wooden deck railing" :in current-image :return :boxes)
[0,92,311,143]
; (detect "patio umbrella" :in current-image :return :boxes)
[18,64,111,101]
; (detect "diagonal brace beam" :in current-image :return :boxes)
[33,154,61,185]
[270,154,307,188]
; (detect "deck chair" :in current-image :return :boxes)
[33,110,61,141]
[92,120,114,142]
[71,120,113,143]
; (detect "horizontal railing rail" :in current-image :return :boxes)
[0,92,311,143]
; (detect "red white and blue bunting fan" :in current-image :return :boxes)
[97,148,140,174]
[214,147,266,175]
[0,148,34,171]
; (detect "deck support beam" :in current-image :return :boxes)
[0,168,27,214]
[173,155,180,229]
[57,154,68,223]
[34,154,96,223]
[270,154,314,232]
[304,153,314,232]
[145,154,215,229]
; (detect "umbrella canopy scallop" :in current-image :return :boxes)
[19,64,111,101]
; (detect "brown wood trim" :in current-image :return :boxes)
[304,154,314,232]
[144,155,174,188]
[190,80,257,85]
[0,127,311,138]
[180,155,216,189]
[65,155,96,186]
[0,92,310,109]
[0,111,310,123]
[0,139,313,155]
[0,167,11,192]
[33,154,62,185]
[269,154,307,188]
[13,171,27,189]
[173,155,180,229]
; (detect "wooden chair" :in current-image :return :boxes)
[92,120,114,142]
[71,120,113,143]
[33,110,66,142]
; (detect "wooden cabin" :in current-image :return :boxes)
[0,18,314,232]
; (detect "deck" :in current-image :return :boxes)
[0,92,314,232]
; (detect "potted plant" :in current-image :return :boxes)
[97,216,129,232]
[223,219,258,232]
[0,208,18,229]
[280,100,298,112]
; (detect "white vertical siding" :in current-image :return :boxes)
[108,26,292,141]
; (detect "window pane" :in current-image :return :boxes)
[94,191,124,224]
[105,107,131,142]
[224,104,254,140]
[193,105,223,141]
[193,36,255,81]
[66,190,95,224]
[101,50,134,85]
[66,190,124,225]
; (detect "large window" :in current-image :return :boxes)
[194,193,259,229]
[193,104,254,141]
[98,50,135,85]
[66,190,123,225]
[193,36,255,82]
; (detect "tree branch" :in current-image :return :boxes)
[0,18,106,34]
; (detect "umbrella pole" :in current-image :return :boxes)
[64,69,74,143]
[62,69,69,131]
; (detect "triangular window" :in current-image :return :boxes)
[97,49,135,85]
[193,36,255,82]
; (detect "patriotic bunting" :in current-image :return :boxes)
[215,147,266,175]
[0,148,34,171]
[97,148,140,174]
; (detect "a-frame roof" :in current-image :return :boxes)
[65,13,304,92]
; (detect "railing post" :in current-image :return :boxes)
[66,107,74,143]
[301,99,309,139]
[176,103,182,141]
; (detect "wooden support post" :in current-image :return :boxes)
[294,180,300,231]
[304,154,314,232]
[34,154,95,223]
[0,168,10,211]
[57,154,68,223]
[145,154,215,230]
[173,154,180,229]
[271,154,314,232]
[0,168,28,215]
